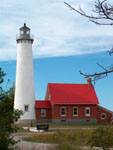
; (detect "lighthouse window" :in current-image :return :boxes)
[24,105,29,112]
[27,31,30,34]
[41,109,46,117]
[20,30,24,34]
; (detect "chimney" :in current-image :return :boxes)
[87,78,92,87]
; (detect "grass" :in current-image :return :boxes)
[16,122,113,129]
[47,122,113,129]
[22,129,92,145]
[16,127,31,133]
[22,127,113,150]
[15,122,113,135]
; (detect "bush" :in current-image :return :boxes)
[0,68,23,150]
[88,127,113,150]
[55,130,89,150]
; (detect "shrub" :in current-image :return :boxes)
[0,68,23,150]
[88,127,113,150]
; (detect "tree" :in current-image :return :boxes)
[65,0,113,82]
[0,68,22,150]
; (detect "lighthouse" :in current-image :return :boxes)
[14,23,35,122]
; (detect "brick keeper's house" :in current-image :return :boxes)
[35,78,113,123]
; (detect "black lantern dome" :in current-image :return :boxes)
[16,23,34,43]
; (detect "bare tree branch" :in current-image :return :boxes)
[79,69,113,78]
[64,0,113,81]
[108,47,113,55]
[96,62,107,71]
[79,62,113,81]
[64,0,113,25]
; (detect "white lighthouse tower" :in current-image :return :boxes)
[14,23,35,122]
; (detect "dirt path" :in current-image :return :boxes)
[14,133,54,150]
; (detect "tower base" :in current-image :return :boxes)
[15,119,36,125]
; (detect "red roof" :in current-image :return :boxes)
[35,100,51,108]
[48,83,99,104]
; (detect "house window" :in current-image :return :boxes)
[85,107,90,116]
[61,107,66,116]
[101,113,106,120]
[73,107,78,116]
[41,109,46,117]
[24,105,29,112]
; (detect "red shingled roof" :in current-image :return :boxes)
[35,101,51,108]
[48,83,99,104]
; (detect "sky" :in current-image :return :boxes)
[0,0,113,110]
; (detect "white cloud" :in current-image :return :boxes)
[0,0,113,61]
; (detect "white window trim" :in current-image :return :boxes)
[24,105,29,112]
[61,107,66,116]
[85,107,90,116]
[73,107,78,116]
[101,113,106,120]
[41,109,46,117]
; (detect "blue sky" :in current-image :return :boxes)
[0,0,113,110]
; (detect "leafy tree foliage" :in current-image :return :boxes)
[0,68,22,150]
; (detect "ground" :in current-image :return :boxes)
[14,123,113,150]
